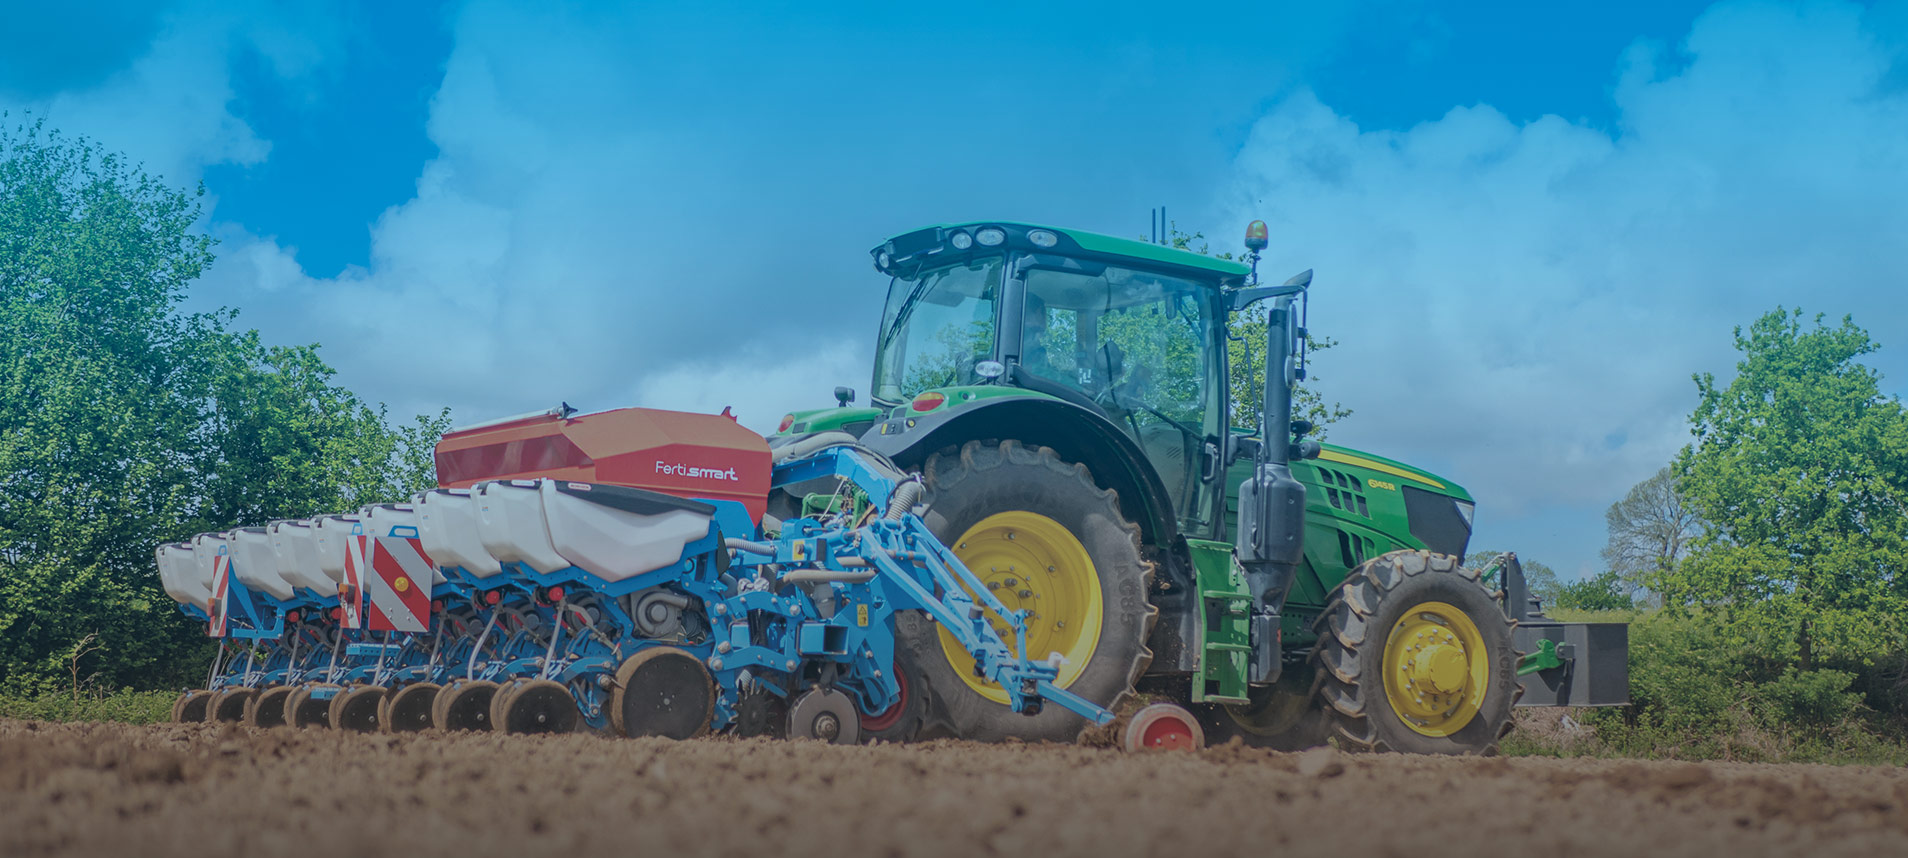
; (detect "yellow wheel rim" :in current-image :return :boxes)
[1381,601,1489,737]
[936,511,1102,704]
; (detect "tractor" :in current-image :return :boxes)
[770,221,1628,753]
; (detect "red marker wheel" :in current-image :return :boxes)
[1122,703,1205,752]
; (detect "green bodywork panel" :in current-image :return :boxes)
[884,222,1251,281]
[1226,440,1471,647]
[891,384,1034,416]
[782,406,885,435]
[773,387,1056,436]
[1188,539,1252,704]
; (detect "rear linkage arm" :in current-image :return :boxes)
[737,446,1117,726]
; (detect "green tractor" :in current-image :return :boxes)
[772,221,1627,753]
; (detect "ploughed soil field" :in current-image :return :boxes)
[5,719,1907,858]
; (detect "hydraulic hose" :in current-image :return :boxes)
[885,478,923,522]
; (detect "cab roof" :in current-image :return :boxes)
[879,222,1253,283]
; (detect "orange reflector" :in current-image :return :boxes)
[777,413,795,432]
[911,392,947,412]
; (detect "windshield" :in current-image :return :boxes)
[872,258,1002,403]
[1021,263,1220,518]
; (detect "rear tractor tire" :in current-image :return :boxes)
[901,440,1156,744]
[1312,550,1516,755]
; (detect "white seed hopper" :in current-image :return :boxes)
[416,488,503,578]
[476,480,571,574]
[230,527,295,602]
[311,514,361,586]
[155,542,210,611]
[540,480,714,582]
[268,520,331,595]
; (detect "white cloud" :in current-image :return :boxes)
[12,2,342,186]
[632,341,868,435]
[1218,0,1908,571]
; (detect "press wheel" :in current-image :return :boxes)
[382,683,440,733]
[499,679,579,735]
[488,679,524,732]
[436,680,499,732]
[245,686,293,729]
[173,690,212,723]
[207,687,256,723]
[329,685,386,732]
[288,684,339,728]
[612,648,714,739]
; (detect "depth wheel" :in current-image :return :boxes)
[329,685,386,732]
[436,680,499,732]
[857,647,928,743]
[245,686,293,729]
[904,440,1155,743]
[288,684,338,728]
[1313,550,1517,754]
[173,690,212,723]
[1122,703,1204,752]
[499,679,579,735]
[383,683,440,733]
[207,687,255,724]
[612,648,714,739]
[787,688,860,744]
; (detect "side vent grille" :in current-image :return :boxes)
[1315,467,1370,518]
[1336,529,1376,569]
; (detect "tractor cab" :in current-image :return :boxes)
[866,223,1245,534]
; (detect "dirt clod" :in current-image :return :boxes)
[1296,745,1345,778]
[2,719,1905,857]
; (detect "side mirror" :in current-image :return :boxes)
[834,387,855,407]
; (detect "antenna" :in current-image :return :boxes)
[1149,206,1171,246]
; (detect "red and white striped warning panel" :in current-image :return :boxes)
[208,553,231,637]
[339,534,367,630]
[366,536,434,633]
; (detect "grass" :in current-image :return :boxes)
[0,688,178,725]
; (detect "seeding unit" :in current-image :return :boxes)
[160,408,1129,743]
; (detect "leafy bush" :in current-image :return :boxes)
[0,688,176,725]
[1506,609,1908,763]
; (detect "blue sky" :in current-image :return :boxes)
[6,0,1908,577]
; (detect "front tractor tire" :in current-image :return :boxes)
[900,440,1156,744]
[1313,550,1516,755]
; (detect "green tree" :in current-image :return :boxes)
[1660,308,1908,670]
[0,119,445,693]
[1602,466,1702,601]
[1164,226,1350,436]
[1552,569,1634,612]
